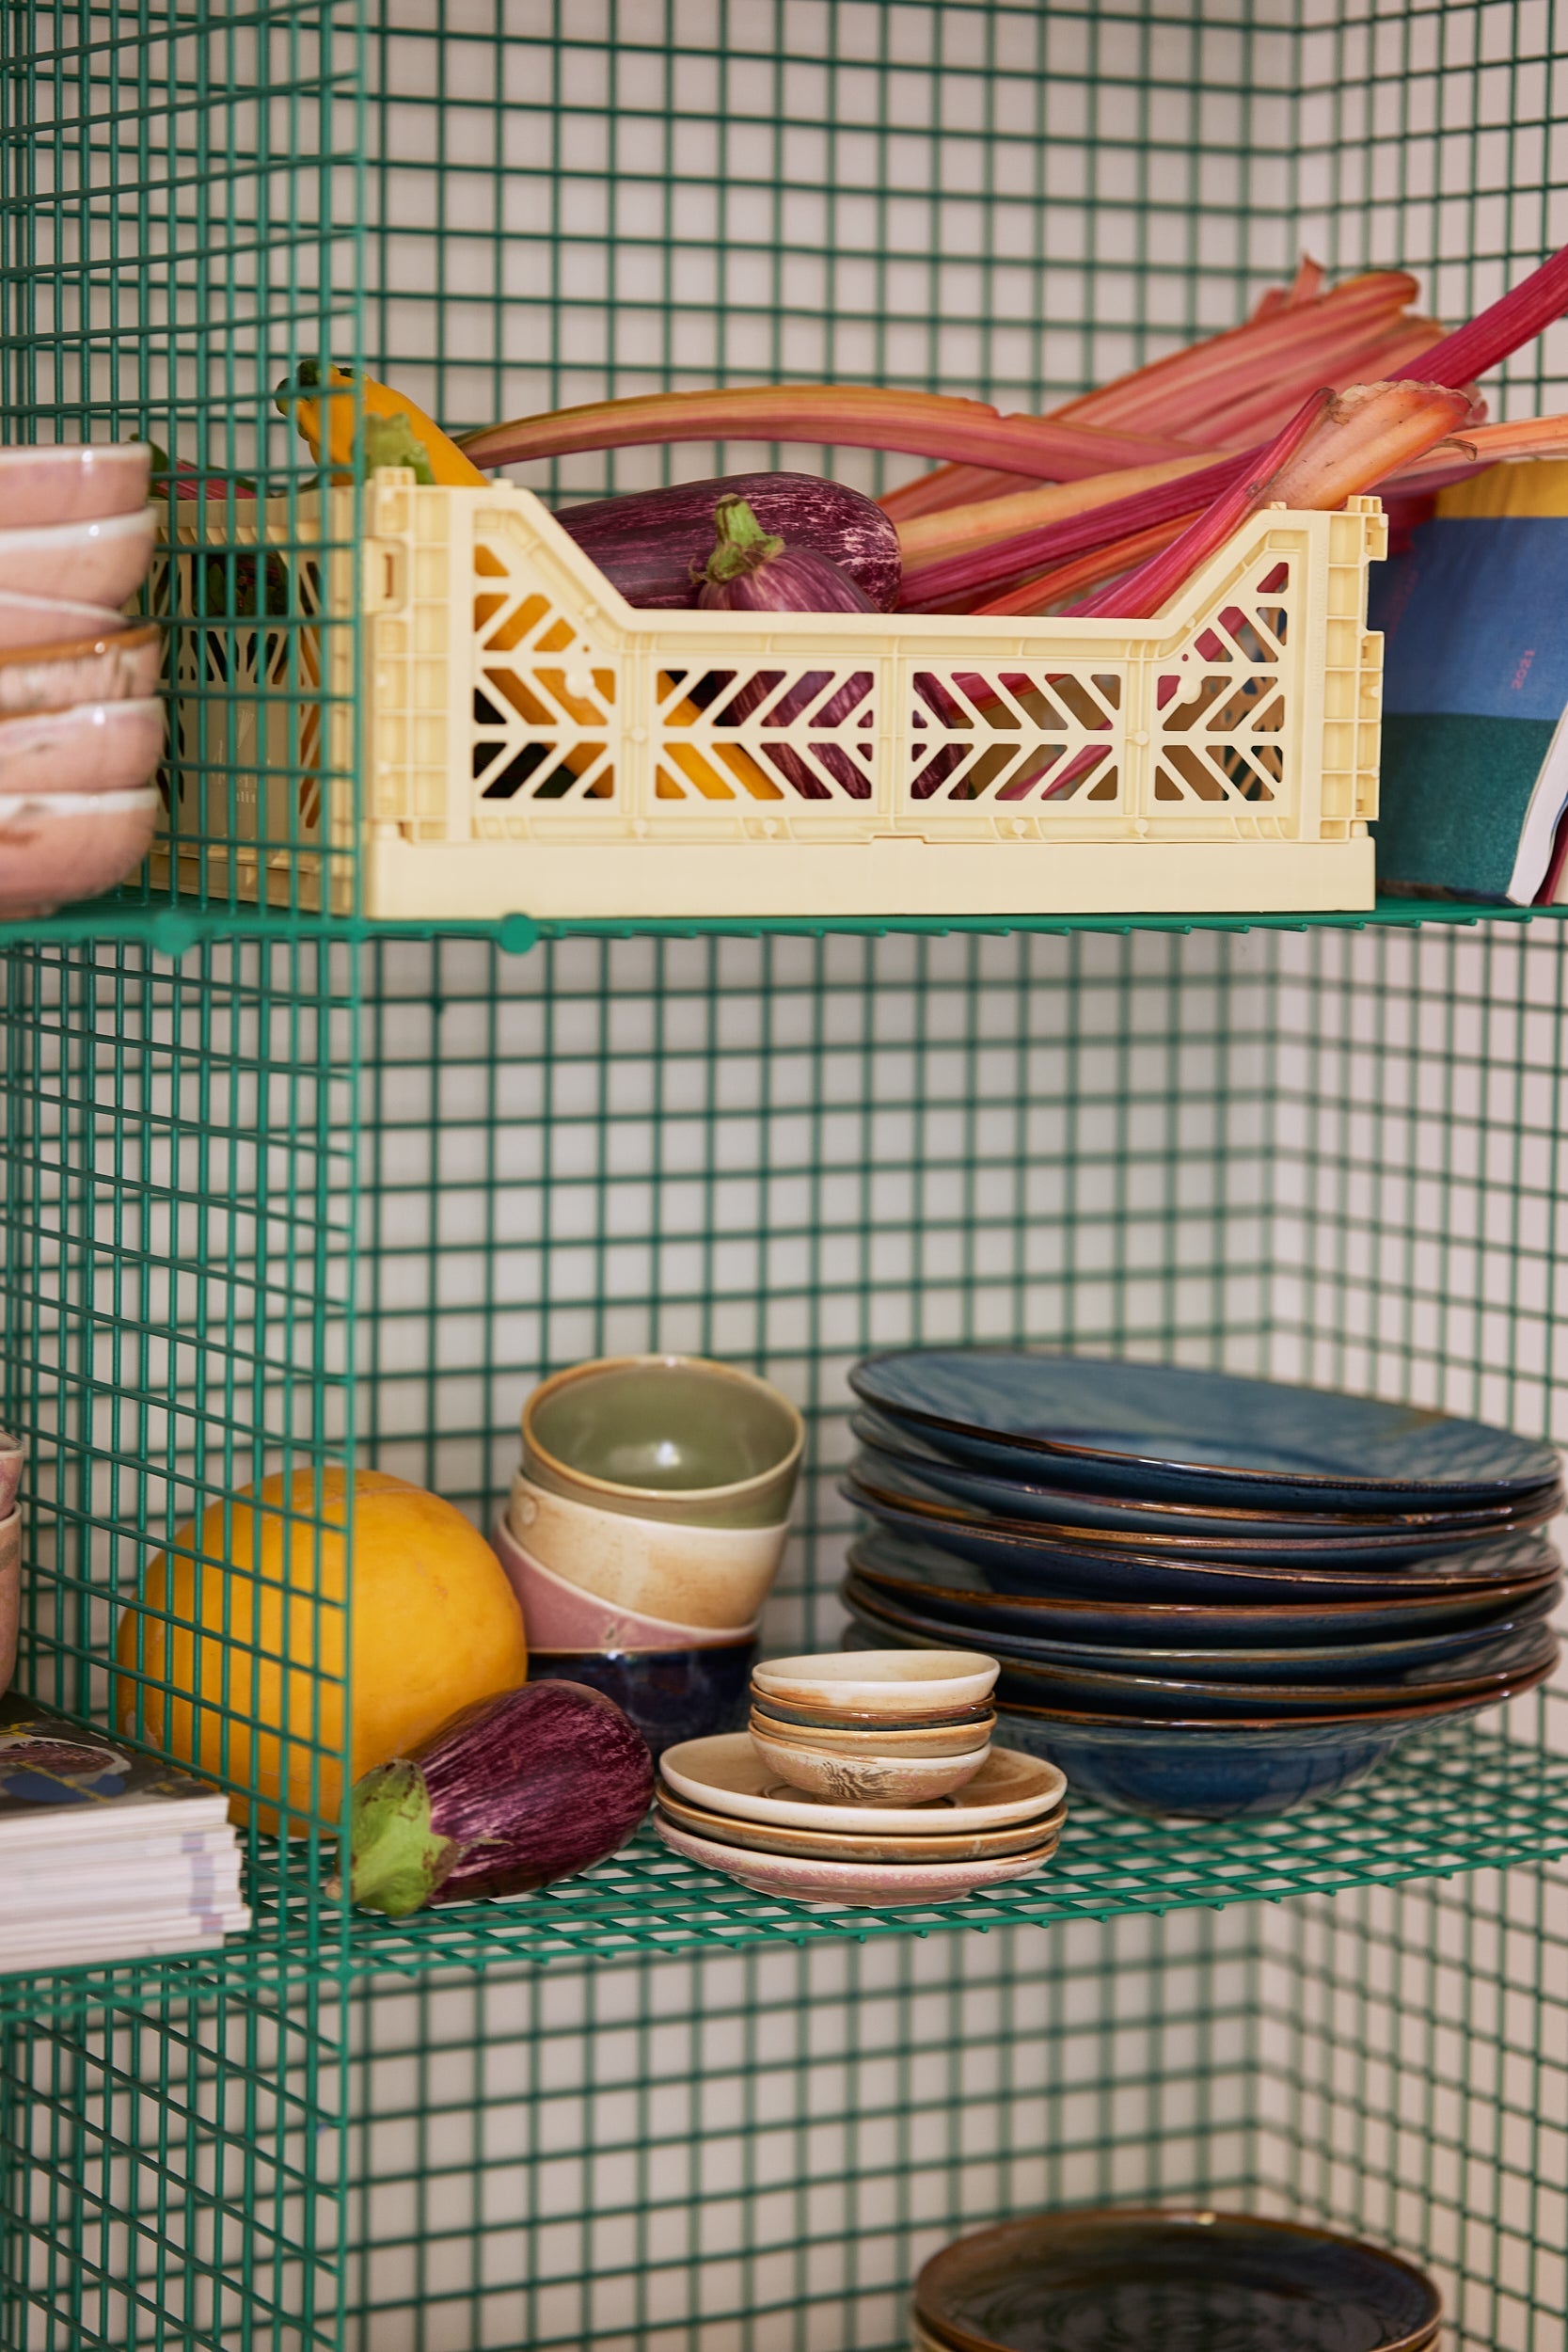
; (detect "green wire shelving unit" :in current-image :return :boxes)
[6,4,1568,2348]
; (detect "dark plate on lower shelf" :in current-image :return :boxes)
[914,2205,1442,2352]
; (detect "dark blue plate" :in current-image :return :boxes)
[852,1410,1560,1558]
[847,1529,1564,1643]
[850,1349,1561,1509]
[915,2206,1443,2352]
[844,1553,1561,1679]
[528,1642,754,1761]
[981,1617,1559,1720]
[990,1663,1548,1818]
[845,1478,1560,1603]
[850,1448,1558,1570]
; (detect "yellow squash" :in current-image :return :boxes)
[277,361,491,486]
[115,1468,528,1831]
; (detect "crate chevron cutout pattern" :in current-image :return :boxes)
[909,666,1123,805]
[1153,560,1293,810]
[654,663,878,803]
[471,546,620,808]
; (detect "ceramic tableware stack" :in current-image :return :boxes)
[748,1649,997,1802]
[0,1431,23,1699]
[650,1651,1069,1907]
[911,2208,1443,2352]
[840,1350,1565,1820]
[0,443,165,916]
[495,1354,802,1756]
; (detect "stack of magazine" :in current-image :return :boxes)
[1,1692,249,1974]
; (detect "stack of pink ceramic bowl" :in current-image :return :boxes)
[493,1354,803,1757]
[0,1431,24,1697]
[0,443,164,916]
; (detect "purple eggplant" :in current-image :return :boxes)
[692,496,877,800]
[694,493,879,614]
[341,1681,653,1917]
[555,470,900,612]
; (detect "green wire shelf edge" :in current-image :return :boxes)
[6,1721,1567,2025]
[0,898,1563,961]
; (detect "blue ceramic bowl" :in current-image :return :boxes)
[850,1348,1560,1510]
[851,1420,1558,1565]
[848,1528,1563,1645]
[528,1640,755,1760]
[915,2205,1443,2352]
[844,1476,1559,1605]
[990,1669,1553,1820]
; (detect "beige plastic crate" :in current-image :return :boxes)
[154,478,1386,920]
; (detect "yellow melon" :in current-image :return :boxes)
[114,1468,528,1831]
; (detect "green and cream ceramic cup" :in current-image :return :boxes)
[520,1354,803,1531]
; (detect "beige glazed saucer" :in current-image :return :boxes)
[655,1782,1066,1865]
[660,1733,1065,1834]
[652,1809,1062,1906]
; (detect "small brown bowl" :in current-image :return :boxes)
[748,1706,996,1758]
[751,1687,996,1734]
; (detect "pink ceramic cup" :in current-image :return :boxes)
[0,1509,19,1698]
[491,1518,757,1652]
[0,622,162,722]
[0,508,158,609]
[0,591,131,652]
[0,443,152,529]
[0,1434,22,1519]
[0,787,160,917]
[0,699,165,798]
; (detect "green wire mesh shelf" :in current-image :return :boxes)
[8,1719,1568,2028]
[1,899,1566,961]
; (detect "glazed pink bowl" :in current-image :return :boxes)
[0,698,165,798]
[0,622,162,722]
[0,1435,21,1519]
[0,1509,19,1698]
[0,509,158,609]
[0,442,152,530]
[0,787,159,917]
[0,591,131,653]
[492,1518,757,1652]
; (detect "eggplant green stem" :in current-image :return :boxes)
[701,495,784,584]
[341,1758,460,1919]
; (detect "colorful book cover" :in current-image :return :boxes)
[1370,462,1568,903]
[0,1691,230,1844]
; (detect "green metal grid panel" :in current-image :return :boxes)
[0,1983,346,2352]
[3,0,1568,2348]
[0,2,366,914]
[0,939,362,1934]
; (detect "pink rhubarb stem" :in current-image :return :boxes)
[1393,241,1568,388]
[458,386,1201,481]
[1067,389,1337,620]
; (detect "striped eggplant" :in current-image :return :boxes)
[554,469,901,612]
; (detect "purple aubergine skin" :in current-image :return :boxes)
[415,1681,653,1902]
[555,471,901,612]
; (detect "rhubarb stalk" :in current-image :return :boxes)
[1065,380,1472,624]
[1394,241,1568,389]
[458,386,1201,480]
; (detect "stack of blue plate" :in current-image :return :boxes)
[842,1353,1563,1820]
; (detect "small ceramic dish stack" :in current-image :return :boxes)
[0,442,164,916]
[749,1649,998,1804]
[498,1354,803,1757]
[651,1652,1068,1908]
